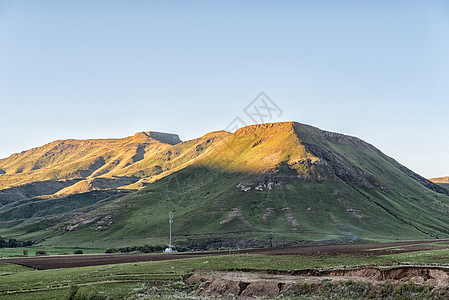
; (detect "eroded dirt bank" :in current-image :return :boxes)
[186,266,449,298]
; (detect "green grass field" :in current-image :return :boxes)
[0,247,105,257]
[4,247,449,299]
[0,263,31,276]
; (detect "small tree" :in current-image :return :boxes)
[23,249,29,256]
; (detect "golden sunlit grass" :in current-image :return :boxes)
[0,131,230,192]
[430,177,449,184]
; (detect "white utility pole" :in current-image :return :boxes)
[164,211,177,253]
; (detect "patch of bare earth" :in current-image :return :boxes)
[282,207,299,229]
[261,208,274,223]
[219,208,252,227]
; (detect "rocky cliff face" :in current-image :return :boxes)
[142,131,181,145]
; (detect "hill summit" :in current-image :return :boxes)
[1,121,449,249]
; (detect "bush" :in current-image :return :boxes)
[65,283,111,300]
[23,249,29,256]
[381,280,393,298]
[296,282,313,295]
[74,250,83,255]
[35,250,47,256]
[66,283,79,300]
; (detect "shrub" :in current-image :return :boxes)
[396,281,434,299]
[74,250,83,255]
[66,283,79,300]
[65,283,111,300]
[297,282,313,295]
[381,280,393,298]
[35,250,47,256]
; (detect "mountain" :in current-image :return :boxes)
[1,122,449,249]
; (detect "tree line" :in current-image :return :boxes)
[0,236,34,248]
[105,244,188,253]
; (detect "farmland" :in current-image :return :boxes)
[3,240,449,299]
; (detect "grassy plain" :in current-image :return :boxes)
[0,247,105,257]
[4,246,449,299]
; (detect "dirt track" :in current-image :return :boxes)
[3,239,449,270]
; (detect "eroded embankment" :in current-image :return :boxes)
[185,266,449,297]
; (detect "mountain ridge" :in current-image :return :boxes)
[430,177,449,184]
[0,130,215,190]
[430,177,449,190]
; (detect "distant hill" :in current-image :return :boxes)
[1,122,449,249]
[429,177,449,189]
[430,177,449,184]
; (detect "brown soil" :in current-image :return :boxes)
[4,239,449,270]
[2,253,222,270]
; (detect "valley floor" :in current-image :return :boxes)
[3,240,449,299]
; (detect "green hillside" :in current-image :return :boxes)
[2,122,449,249]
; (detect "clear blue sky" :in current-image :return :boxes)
[1,1,448,178]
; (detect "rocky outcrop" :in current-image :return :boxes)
[141,131,181,145]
